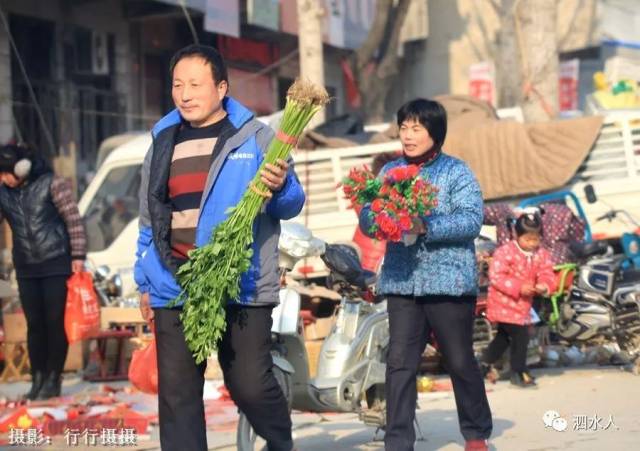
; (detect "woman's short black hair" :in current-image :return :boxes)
[397,99,448,151]
[169,44,228,85]
[514,213,543,237]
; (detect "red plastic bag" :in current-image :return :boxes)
[64,272,100,343]
[128,328,158,394]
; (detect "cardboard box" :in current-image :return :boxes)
[100,307,145,330]
[2,312,27,342]
[303,316,335,341]
[64,341,84,372]
[1,312,84,373]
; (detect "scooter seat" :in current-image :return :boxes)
[322,244,369,289]
[571,241,609,260]
[346,269,378,290]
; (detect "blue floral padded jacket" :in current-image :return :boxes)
[358,153,483,297]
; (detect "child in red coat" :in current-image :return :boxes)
[481,212,556,387]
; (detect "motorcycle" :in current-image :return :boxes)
[237,223,390,450]
[540,186,640,354]
[549,232,640,352]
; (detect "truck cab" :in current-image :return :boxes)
[78,135,150,299]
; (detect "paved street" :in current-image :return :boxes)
[208,366,639,451]
[1,365,637,450]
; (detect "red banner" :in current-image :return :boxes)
[469,62,495,106]
[217,36,279,67]
[559,59,580,111]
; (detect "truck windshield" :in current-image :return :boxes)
[85,164,141,252]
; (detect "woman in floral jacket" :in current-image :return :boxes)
[359,99,492,451]
[482,211,556,387]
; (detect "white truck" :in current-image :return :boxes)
[78,112,640,298]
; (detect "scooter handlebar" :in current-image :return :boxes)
[596,210,617,222]
[595,209,640,228]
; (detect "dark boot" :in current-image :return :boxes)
[37,372,62,400]
[24,371,45,400]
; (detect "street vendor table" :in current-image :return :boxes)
[83,307,147,382]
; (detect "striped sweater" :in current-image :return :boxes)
[168,117,233,263]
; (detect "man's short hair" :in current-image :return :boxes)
[169,44,228,85]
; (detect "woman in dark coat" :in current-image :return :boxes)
[0,144,86,400]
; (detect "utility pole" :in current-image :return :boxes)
[297,0,325,126]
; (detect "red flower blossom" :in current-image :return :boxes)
[398,214,412,231]
[371,198,385,213]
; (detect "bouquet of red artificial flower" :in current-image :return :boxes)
[341,164,438,242]
[341,165,381,208]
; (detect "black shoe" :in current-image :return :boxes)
[36,372,62,400]
[510,371,537,388]
[24,371,45,400]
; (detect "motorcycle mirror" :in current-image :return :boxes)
[111,273,123,290]
[95,265,110,280]
[584,184,597,204]
[107,274,123,297]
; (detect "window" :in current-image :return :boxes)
[85,164,141,252]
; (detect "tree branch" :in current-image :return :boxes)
[472,0,497,59]
[556,1,581,50]
[488,0,504,16]
[355,0,393,71]
[377,0,411,79]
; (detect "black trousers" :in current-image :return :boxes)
[385,295,492,450]
[154,305,292,451]
[17,276,69,374]
[482,322,530,373]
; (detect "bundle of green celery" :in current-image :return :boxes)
[175,79,329,363]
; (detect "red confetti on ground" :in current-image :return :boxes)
[432,381,453,391]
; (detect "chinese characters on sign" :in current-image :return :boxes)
[469,62,496,107]
[559,58,580,111]
[8,427,137,446]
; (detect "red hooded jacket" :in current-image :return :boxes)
[487,241,556,325]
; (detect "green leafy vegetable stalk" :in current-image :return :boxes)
[174,79,330,363]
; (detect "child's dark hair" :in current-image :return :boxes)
[396,99,447,152]
[514,213,543,237]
